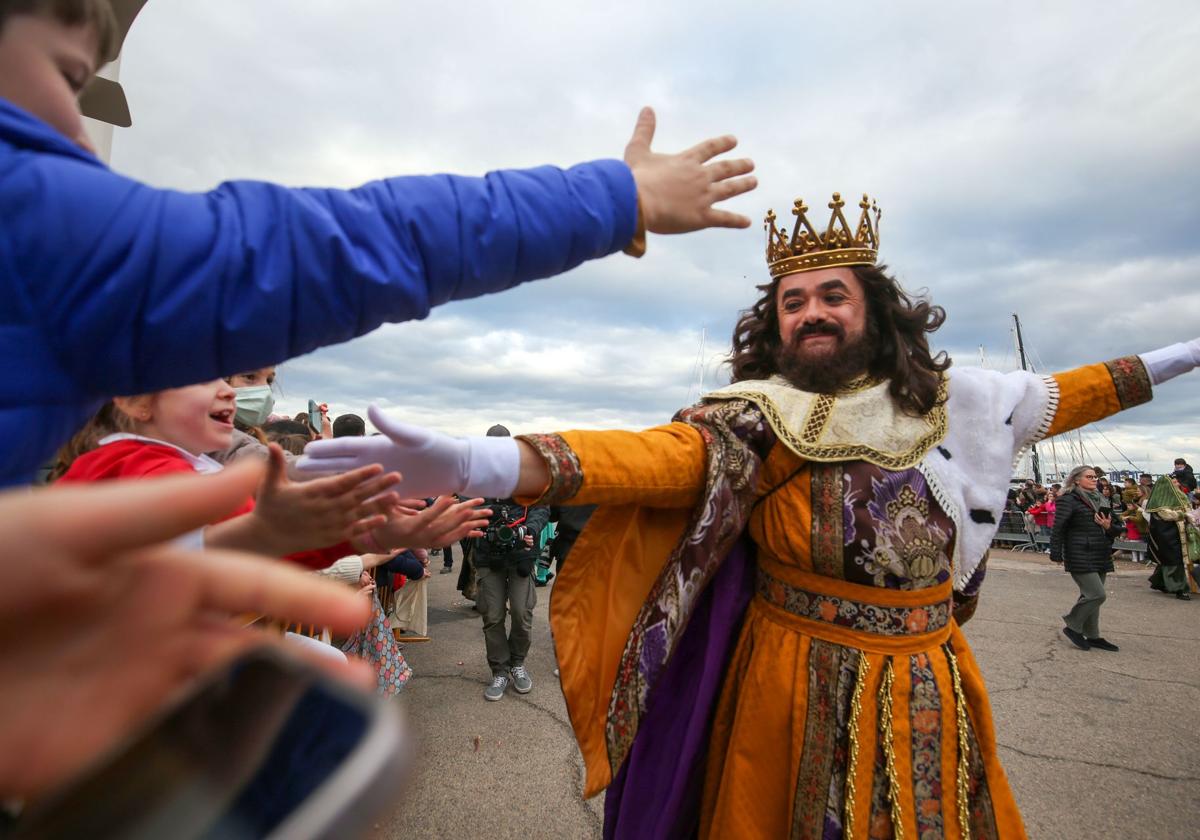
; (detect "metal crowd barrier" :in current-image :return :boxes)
[990,511,1149,561]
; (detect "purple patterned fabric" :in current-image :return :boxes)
[603,539,755,840]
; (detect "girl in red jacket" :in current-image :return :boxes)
[57,379,490,567]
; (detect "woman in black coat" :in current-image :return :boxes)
[1051,465,1124,651]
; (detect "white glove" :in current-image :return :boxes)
[296,405,520,499]
[1139,338,1200,385]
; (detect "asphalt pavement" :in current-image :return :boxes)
[369,550,1200,839]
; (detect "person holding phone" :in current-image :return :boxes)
[1051,465,1125,651]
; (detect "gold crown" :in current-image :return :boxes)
[765,192,881,278]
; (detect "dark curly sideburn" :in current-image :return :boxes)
[727,264,951,417]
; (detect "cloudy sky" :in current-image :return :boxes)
[105,0,1199,476]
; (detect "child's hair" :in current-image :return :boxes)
[265,419,313,440]
[272,434,310,457]
[47,399,134,481]
[0,0,121,65]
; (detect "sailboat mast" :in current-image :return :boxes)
[1012,313,1042,483]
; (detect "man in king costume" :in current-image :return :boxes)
[300,193,1200,839]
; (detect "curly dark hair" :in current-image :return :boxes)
[727,263,951,416]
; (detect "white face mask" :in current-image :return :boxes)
[233,385,275,427]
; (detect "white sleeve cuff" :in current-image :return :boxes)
[1139,338,1200,385]
[463,436,521,498]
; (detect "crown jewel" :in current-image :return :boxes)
[765,193,881,278]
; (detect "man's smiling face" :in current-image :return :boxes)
[772,266,876,393]
[775,266,868,360]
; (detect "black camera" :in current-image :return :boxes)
[482,503,528,552]
[484,521,527,550]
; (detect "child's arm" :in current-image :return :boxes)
[11,158,637,398]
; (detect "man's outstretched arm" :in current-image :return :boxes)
[1042,339,1199,438]
[299,405,707,510]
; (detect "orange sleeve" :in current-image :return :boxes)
[518,422,706,509]
[1046,355,1152,438]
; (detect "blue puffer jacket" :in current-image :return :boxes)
[0,98,637,486]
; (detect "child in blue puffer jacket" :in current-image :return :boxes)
[0,0,757,487]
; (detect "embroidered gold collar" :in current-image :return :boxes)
[703,374,948,470]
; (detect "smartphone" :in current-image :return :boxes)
[307,400,323,432]
[13,647,409,840]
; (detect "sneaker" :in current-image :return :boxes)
[484,674,509,701]
[1088,637,1120,652]
[510,665,533,694]
[440,566,453,574]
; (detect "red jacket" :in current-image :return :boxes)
[59,439,352,569]
[1027,499,1056,528]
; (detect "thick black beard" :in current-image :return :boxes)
[774,322,877,394]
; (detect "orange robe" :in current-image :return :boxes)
[521,358,1150,839]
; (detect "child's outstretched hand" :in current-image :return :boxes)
[252,445,402,554]
[369,496,491,551]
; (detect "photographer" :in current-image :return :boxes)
[472,425,550,702]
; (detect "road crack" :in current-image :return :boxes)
[1091,667,1200,691]
[997,742,1200,783]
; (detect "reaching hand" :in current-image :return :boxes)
[252,445,401,554]
[0,463,371,798]
[372,496,492,550]
[624,106,756,234]
[297,406,520,499]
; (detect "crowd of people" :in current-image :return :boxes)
[1007,458,1200,547]
[4,1,1200,837]
[1002,460,1200,655]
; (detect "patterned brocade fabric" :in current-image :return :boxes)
[605,399,773,778]
[1103,355,1152,409]
[788,640,856,838]
[757,568,953,636]
[518,432,584,504]
[909,653,944,838]
[844,463,956,589]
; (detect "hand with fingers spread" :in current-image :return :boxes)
[298,405,520,499]
[212,444,402,557]
[370,495,492,551]
[623,106,757,235]
[0,463,371,799]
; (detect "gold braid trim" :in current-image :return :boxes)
[877,660,905,840]
[711,376,948,471]
[946,645,973,840]
[843,650,870,838]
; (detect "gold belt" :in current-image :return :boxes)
[754,561,954,655]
